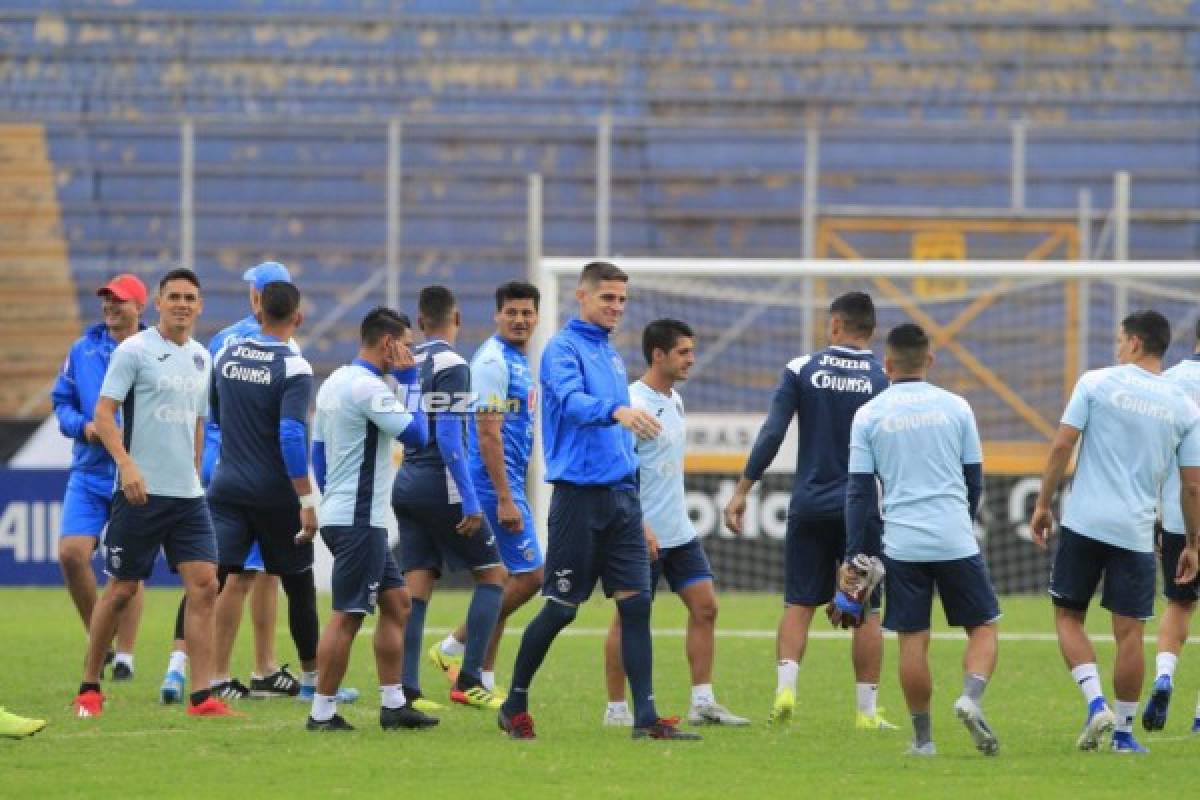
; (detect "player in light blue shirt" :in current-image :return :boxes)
[432,282,544,697]
[1033,311,1200,753]
[845,323,999,757]
[1144,335,1200,732]
[601,320,749,728]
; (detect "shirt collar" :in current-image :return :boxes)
[352,357,383,377]
[567,317,611,341]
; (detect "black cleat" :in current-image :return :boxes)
[498,707,536,740]
[214,679,250,701]
[381,704,440,731]
[251,665,301,698]
[111,662,134,682]
[633,718,703,741]
[306,713,354,732]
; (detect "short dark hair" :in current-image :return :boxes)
[495,281,540,311]
[360,306,410,346]
[642,318,695,365]
[418,285,457,328]
[829,291,875,336]
[260,282,301,323]
[579,261,628,287]
[1122,310,1171,358]
[158,267,200,292]
[886,323,930,372]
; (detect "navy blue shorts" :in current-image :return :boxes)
[883,554,1001,633]
[1050,526,1155,619]
[652,538,714,596]
[105,493,217,580]
[785,516,881,608]
[394,501,503,576]
[1161,533,1200,605]
[210,499,313,576]
[479,489,544,574]
[544,482,651,605]
[60,471,112,538]
[321,525,405,615]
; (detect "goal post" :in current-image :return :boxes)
[530,257,1200,593]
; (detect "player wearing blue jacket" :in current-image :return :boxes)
[724,292,893,731]
[498,261,700,742]
[52,273,147,681]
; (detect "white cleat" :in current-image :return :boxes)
[1076,705,1116,751]
[954,696,999,756]
[905,741,937,756]
[603,706,634,727]
[687,703,751,726]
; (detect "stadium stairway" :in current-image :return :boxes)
[0,123,80,418]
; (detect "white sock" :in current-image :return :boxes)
[691,683,715,707]
[1195,691,1200,717]
[1070,663,1105,706]
[1156,652,1179,681]
[380,683,406,710]
[856,682,878,716]
[115,652,134,669]
[777,660,799,692]
[310,693,337,722]
[440,635,465,657]
[1115,700,1138,734]
[168,650,187,675]
[481,671,496,692]
[301,671,318,689]
[607,701,629,715]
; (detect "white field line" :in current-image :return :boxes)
[357,627,1182,644]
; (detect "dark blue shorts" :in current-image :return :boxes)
[883,554,1001,633]
[1050,526,1156,619]
[785,516,881,608]
[210,499,313,576]
[105,492,217,580]
[393,501,503,576]
[1161,533,1200,605]
[321,525,405,615]
[61,472,112,538]
[544,482,651,605]
[652,538,714,596]
[479,489,543,574]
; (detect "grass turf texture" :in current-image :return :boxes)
[2,589,1196,798]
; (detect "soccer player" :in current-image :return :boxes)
[53,273,147,681]
[0,706,46,739]
[845,323,1000,757]
[307,307,436,731]
[723,291,892,729]
[430,281,544,697]
[394,286,507,711]
[161,262,301,704]
[603,319,749,727]
[1143,324,1200,732]
[1032,310,1200,753]
[497,260,700,741]
[73,268,233,718]
[206,282,342,705]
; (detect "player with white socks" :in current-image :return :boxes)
[1033,310,1200,753]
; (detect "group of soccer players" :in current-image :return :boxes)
[39,257,1200,754]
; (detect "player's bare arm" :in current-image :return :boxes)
[1031,424,1081,549]
[94,395,146,505]
[476,411,521,532]
[1176,465,1200,584]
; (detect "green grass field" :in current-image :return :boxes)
[2,588,1198,798]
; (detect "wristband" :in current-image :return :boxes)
[299,494,317,510]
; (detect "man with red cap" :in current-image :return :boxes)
[52,274,149,680]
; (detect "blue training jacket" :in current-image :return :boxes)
[51,322,127,480]
[540,317,637,487]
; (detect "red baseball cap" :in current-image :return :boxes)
[96,274,148,305]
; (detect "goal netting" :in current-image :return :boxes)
[532,258,1200,595]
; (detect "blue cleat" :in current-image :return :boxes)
[1077,697,1115,751]
[1141,675,1172,732]
[1111,731,1149,753]
[1191,717,1200,734]
[160,669,185,705]
[296,684,360,704]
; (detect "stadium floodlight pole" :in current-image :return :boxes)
[385,116,402,310]
[801,121,820,355]
[527,172,552,545]
[596,111,612,258]
[180,116,194,270]
[1113,171,1131,358]
[1010,119,1027,211]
